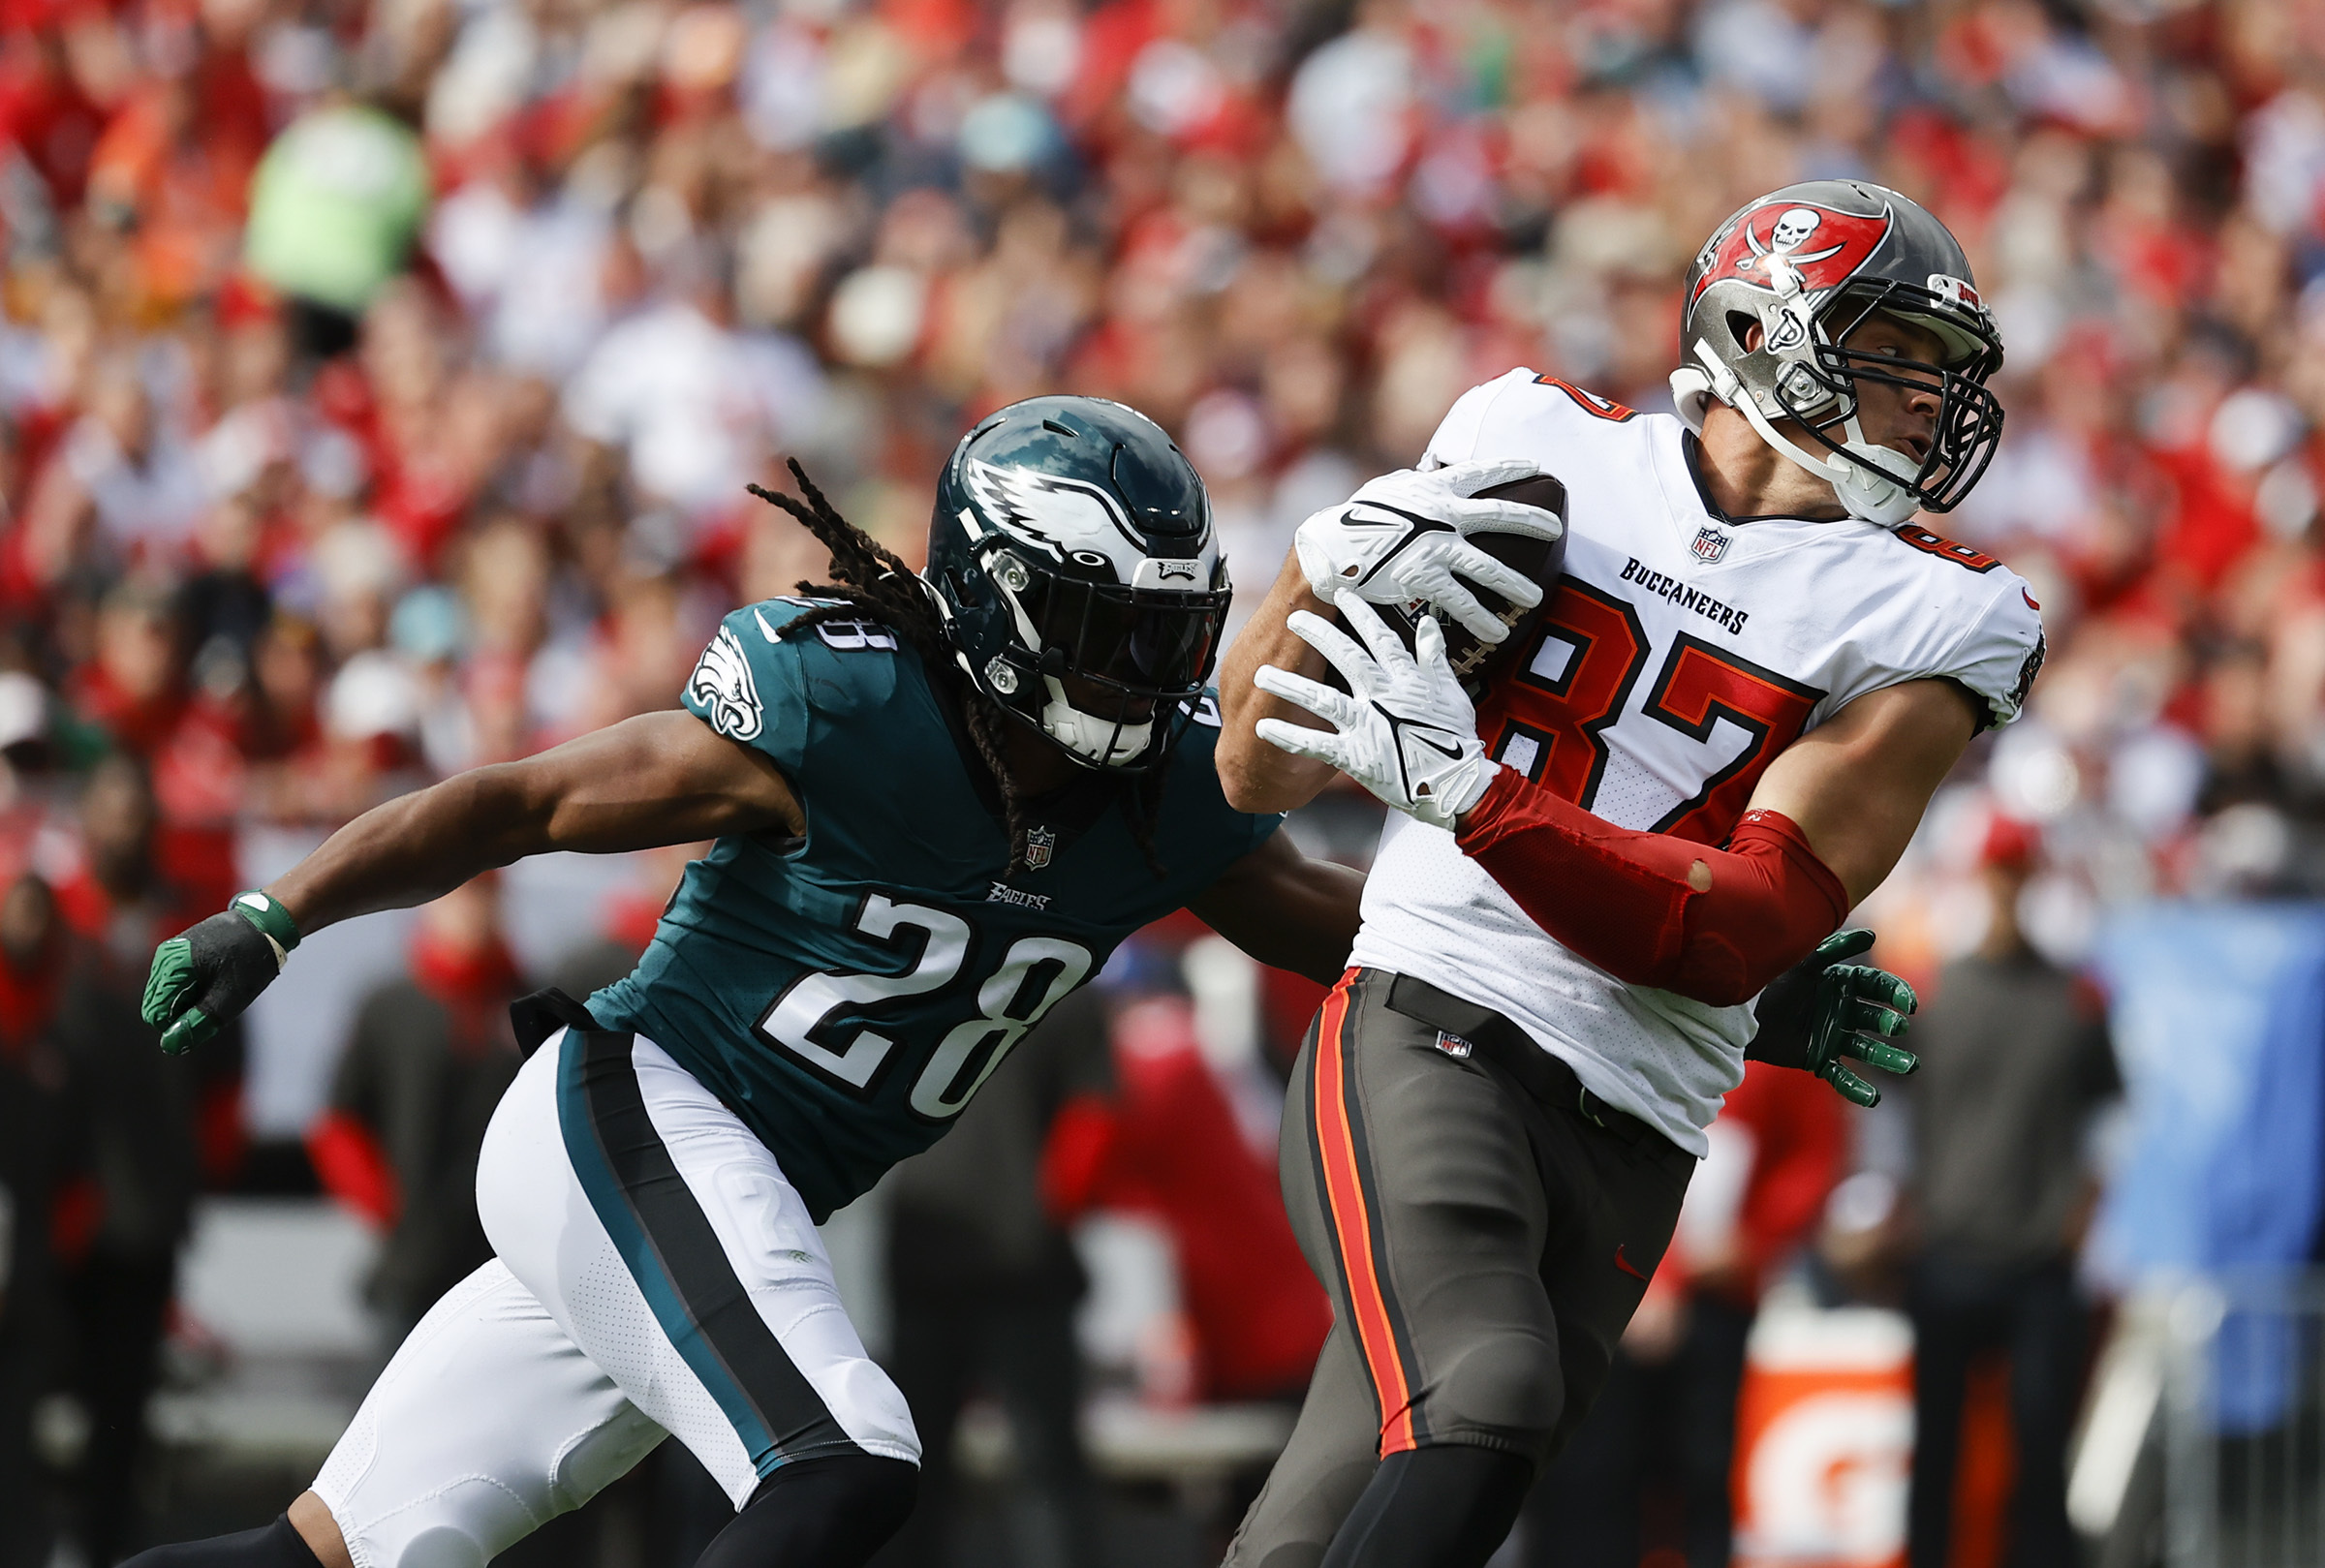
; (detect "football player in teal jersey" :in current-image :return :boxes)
[128,397,1370,1568]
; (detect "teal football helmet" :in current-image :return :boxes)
[926,396,1229,771]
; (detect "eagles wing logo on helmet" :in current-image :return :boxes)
[688,625,763,742]
[1690,200,1894,308]
[963,458,1146,563]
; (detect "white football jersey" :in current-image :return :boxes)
[1348,368,2046,1155]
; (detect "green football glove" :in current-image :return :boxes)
[141,891,300,1056]
[1749,928,1917,1108]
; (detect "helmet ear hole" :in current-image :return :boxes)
[1728,312,1762,352]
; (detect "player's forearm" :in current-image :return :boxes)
[1217,555,1343,814]
[1221,859,1366,986]
[1189,835,1366,986]
[268,764,572,934]
[269,713,794,937]
[1454,769,1847,1007]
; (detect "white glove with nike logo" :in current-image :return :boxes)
[1293,460,1566,645]
[1256,598,1500,831]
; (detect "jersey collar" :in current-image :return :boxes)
[1679,431,1851,527]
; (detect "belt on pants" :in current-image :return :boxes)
[1380,970,1657,1146]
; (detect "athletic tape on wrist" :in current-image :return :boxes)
[228,889,301,966]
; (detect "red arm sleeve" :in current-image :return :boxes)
[1452,766,1849,1006]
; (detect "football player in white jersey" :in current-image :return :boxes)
[1212,180,2044,1567]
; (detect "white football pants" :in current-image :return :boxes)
[309,1027,919,1568]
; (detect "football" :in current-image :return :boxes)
[1326,474,1568,700]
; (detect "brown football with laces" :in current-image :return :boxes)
[1325,474,1568,701]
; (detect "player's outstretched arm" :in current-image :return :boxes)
[275,710,800,931]
[143,711,798,1052]
[1186,831,1366,986]
[1217,549,1347,815]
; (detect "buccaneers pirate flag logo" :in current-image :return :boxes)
[1690,200,1894,307]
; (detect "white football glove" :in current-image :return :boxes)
[1292,459,1566,646]
[1255,599,1501,832]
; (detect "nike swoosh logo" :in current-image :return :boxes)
[1410,734,1464,761]
[1361,504,1457,534]
[1615,1245,1650,1282]
[755,608,782,643]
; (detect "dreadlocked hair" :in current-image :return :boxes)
[747,460,1168,880]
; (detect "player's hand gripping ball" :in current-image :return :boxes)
[1256,598,1498,833]
[1750,929,1918,1106]
[141,891,301,1055]
[1295,461,1566,697]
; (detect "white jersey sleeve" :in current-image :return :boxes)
[1804,521,2048,734]
[1416,371,1522,468]
[1917,537,2046,729]
[1418,367,1617,470]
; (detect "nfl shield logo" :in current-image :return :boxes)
[1024,826,1057,871]
[1692,526,1730,564]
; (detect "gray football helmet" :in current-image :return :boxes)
[1670,180,2005,525]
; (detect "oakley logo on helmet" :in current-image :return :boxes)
[1690,200,1894,307]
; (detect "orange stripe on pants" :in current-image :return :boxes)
[1310,974,1419,1453]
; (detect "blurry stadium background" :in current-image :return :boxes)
[1,0,2324,1563]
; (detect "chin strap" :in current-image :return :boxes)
[1672,339,1924,528]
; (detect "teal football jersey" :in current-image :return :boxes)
[589,599,1282,1220]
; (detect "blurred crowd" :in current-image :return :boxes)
[0,0,2320,1559]
[0,0,2317,963]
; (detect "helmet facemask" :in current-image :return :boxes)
[1762,283,2005,518]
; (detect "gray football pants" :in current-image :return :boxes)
[1224,969,1695,1568]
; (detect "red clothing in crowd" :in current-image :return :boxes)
[308,924,521,1230]
[0,27,104,207]
[1042,996,1331,1401]
[1647,1060,1846,1308]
